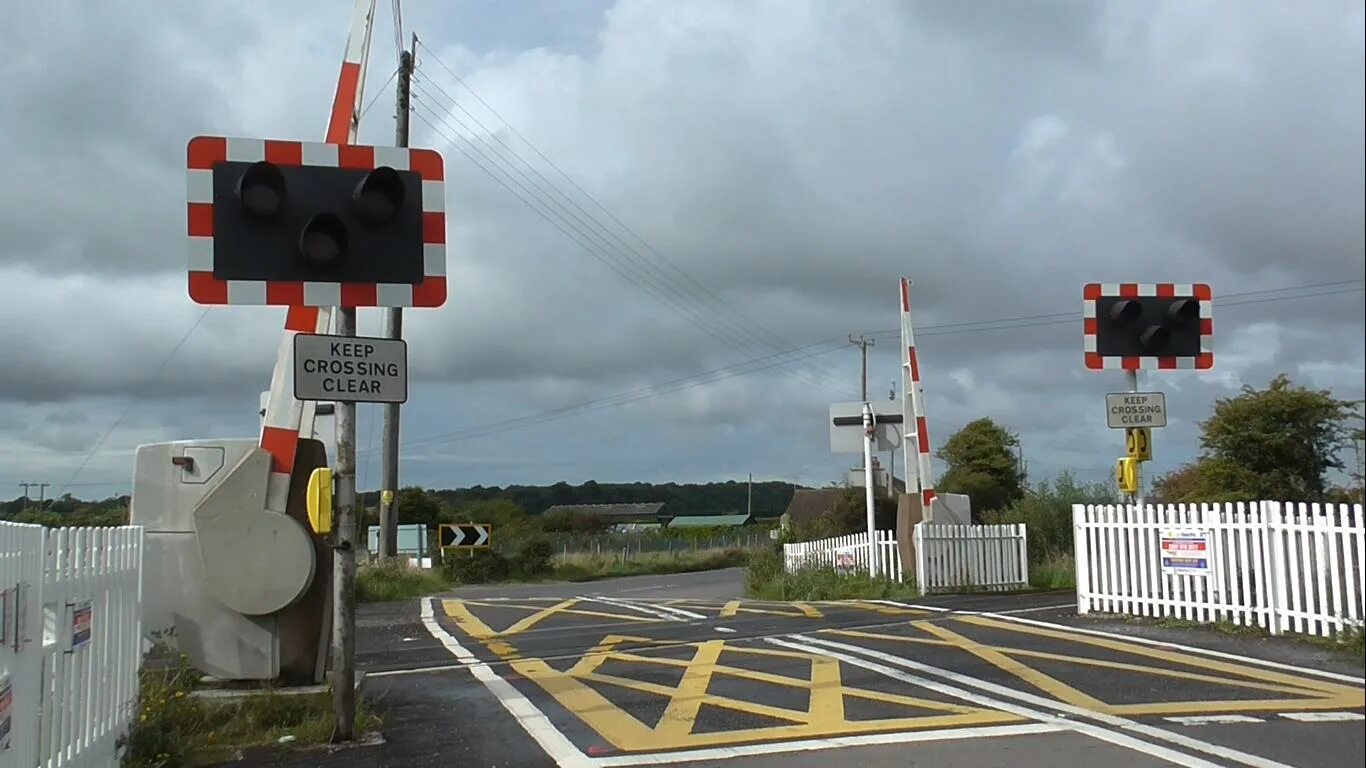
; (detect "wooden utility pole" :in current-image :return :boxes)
[849,334,874,401]
[378,37,415,561]
[332,307,359,740]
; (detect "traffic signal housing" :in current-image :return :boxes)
[186,136,446,307]
[1084,283,1212,370]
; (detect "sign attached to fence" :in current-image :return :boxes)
[69,600,93,652]
[1106,392,1167,429]
[1159,528,1211,576]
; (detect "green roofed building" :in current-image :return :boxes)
[666,513,752,529]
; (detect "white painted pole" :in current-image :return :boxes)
[862,401,878,578]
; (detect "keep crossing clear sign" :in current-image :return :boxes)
[294,333,408,404]
[1106,392,1167,429]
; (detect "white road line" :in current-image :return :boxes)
[987,612,1366,685]
[983,603,1079,615]
[865,599,951,612]
[589,723,1065,766]
[787,634,1301,768]
[1278,711,1365,722]
[714,627,737,633]
[368,663,467,678]
[586,595,707,621]
[419,597,593,768]
[766,636,1228,768]
[1164,715,1264,725]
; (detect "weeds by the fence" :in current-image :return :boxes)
[356,558,450,602]
[1029,553,1076,590]
[747,544,919,600]
[1096,613,1365,666]
[119,656,382,767]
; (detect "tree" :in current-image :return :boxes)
[1155,374,1356,503]
[935,417,1026,516]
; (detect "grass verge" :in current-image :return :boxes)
[1093,613,1366,665]
[551,548,750,582]
[1029,553,1076,590]
[119,656,382,767]
[356,558,450,602]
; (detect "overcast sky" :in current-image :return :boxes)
[2,0,1363,503]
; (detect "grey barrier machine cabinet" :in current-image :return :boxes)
[129,402,336,683]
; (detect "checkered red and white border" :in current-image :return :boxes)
[185,135,447,308]
[1083,282,1213,371]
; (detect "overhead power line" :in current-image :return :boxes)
[407,45,854,396]
[375,279,1364,451]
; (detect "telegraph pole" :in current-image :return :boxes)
[333,305,359,740]
[849,335,874,401]
[378,37,415,562]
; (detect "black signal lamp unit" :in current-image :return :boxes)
[353,166,405,222]
[235,161,287,219]
[298,213,348,268]
[212,157,425,285]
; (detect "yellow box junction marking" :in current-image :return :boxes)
[442,598,661,639]
[440,598,1023,754]
[719,600,823,619]
[821,615,1364,717]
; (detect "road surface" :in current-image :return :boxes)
[251,568,1365,767]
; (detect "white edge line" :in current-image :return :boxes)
[589,723,1064,766]
[989,612,1366,685]
[1164,715,1263,725]
[1278,711,1365,722]
[985,603,1079,616]
[368,663,467,678]
[788,634,1300,768]
[866,599,951,612]
[419,597,594,768]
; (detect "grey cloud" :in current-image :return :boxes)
[1,0,1362,493]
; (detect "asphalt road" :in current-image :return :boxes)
[249,569,1365,768]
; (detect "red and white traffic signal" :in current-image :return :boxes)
[1083,283,1213,370]
[186,136,446,307]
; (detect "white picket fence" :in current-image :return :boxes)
[914,523,1030,593]
[783,530,903,581]
[0,522,145,768]
[782,524,1031,592]
[1073,501,1365,638]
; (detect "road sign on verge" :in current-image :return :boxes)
[1160,528,1211,576]
[1106,391,1167,429]
[829,401,902,454]
[439,523,491,548]
[1126,427,1152,462]
[294,333,407,404]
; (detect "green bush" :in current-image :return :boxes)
[511,537,555,578]
[983,470,1116,565]
[442,548,511,584]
